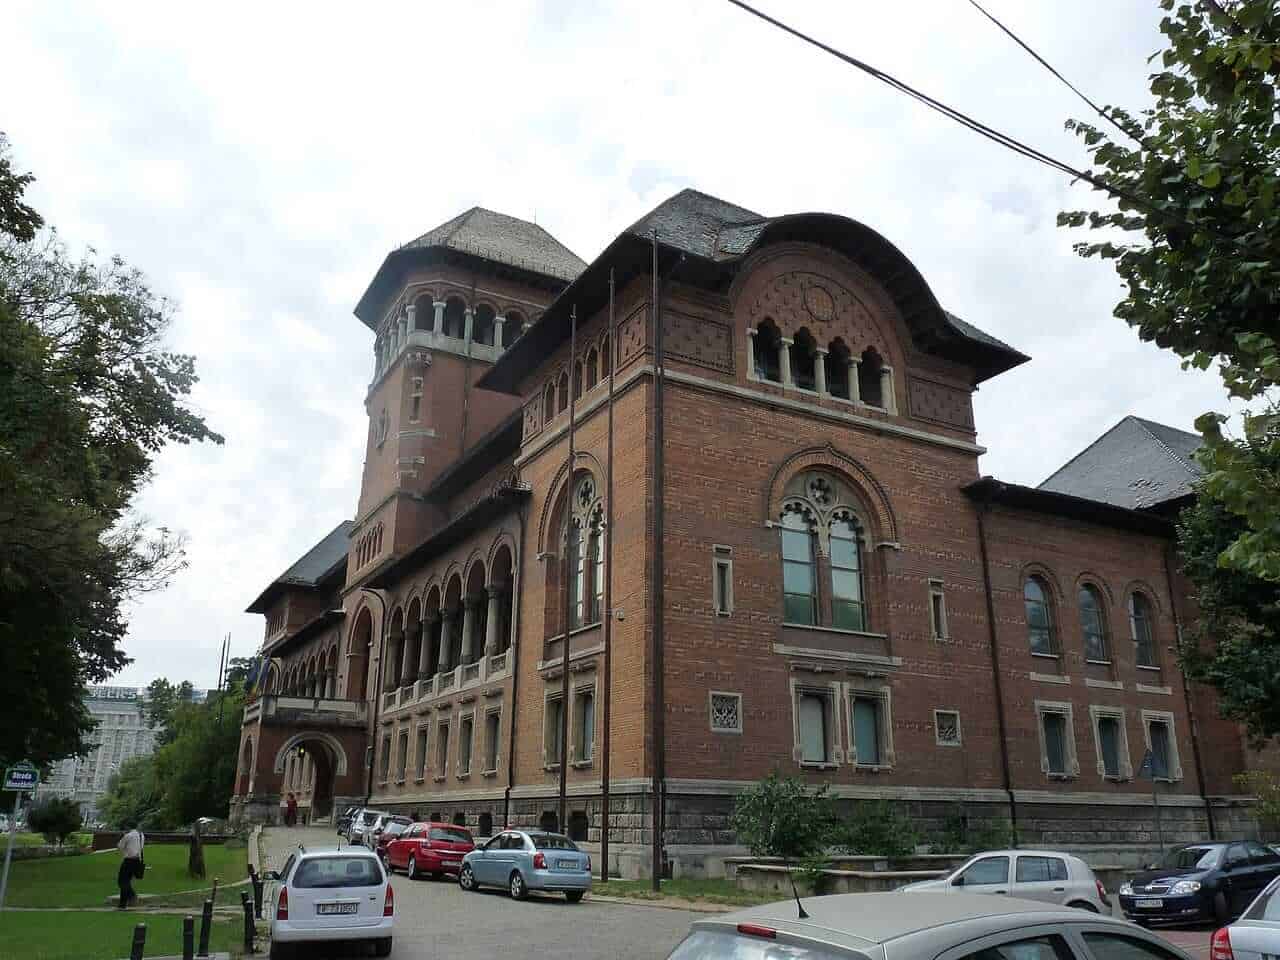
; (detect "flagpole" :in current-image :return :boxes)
[558,306,578,835]
[600,270,616,882]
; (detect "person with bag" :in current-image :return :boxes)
[116,822,145,908]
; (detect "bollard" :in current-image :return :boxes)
[241,890,256,954]
[209,877,220,907]
[249,863,264,918]
[130,923,146,960]
[182,914,194,960]
[197,898,213,957]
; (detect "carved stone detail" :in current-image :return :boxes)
[907,376,974,430]
[617,303,648,367]
[662,310,733,373]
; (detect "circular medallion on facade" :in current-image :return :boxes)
[804,284,835,323]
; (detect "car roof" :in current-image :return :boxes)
[960,850,1082,859]
[296,847,379,861]
[419,821,471,829]
[698,892,1131,951]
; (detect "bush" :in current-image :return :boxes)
[929,807,1016,854]
[26,797,82,846]
[731,772,838,862]
[835,799,919,858]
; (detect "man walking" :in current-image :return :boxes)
[116,822,145,908]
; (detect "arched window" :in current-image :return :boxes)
[829,514,865,631]
[588,506,604,623]
[412,293,433,332]
[557,371,569,413]
[1024,576,1056,655]
[858,348,884,407]
[543,383,555,423]
[561,474,604,631]
[473,304,496,346]
[503,311,526,348]
[442,297,466,339]
[826,339,851,400]
[585,348,599,390]
[754,319,782,382]
[600,335,612,378]
[780,506,817,625]
[1078,584,1109,662]
[792,328,817,391]
[573,360,584,401]
[1130,593,1157,667]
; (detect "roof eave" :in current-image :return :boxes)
[962,477,1174,536]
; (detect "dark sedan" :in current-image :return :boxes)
[1119,841,1280,925]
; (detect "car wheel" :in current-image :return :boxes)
[459,864,477,891]
[431,871,443,881]
[509,870,528,900]
[407,855,419,880]
[374,937,393,958]
[1068,900,1099,913]
[1214,891,1230,923]
[268,940,294,960]
[565,890,585,903]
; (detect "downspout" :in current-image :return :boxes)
[1162,542,1215,839]
[362,588,389,806]
[504,498,529,829]
[973,494,1018,838]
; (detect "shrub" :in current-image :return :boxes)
[929,807,1016,854]
[731,772,838,863]
[26,797,82,846]
[835,799,919,858]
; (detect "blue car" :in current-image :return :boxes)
[459,830,592,902]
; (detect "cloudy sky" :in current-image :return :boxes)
[3,1,1233,689]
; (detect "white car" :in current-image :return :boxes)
[1216,873,1280,960]
[900,849,1109,913]
[348,808,387,846]
[266,847,393,959]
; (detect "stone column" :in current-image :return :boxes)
[402,627,418,687]
[849,358,862,404]
[432,301,445,334]
[460,596,478,664]
[780,337,794,387]
[814,348,828,395]
[746,328,757,379]
[463,307,475,347]
[398,312,408,343]
[438,611,455,672]
[484,585,504,656]
[406,303,417,333]
[494,315,506,351]
[881,365,897,414]
[419,616,438,676]
[386,629,404,691]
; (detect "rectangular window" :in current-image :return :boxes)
[797,692,830,764]
[781,523,816,625]
[713,548,733,616]
[1149,719,1172,780]
[409,377,423,423]
[568,526,585,630]
[829,519,865,631]
[929,580,948,639]
[852,697,882,766]
[415,726,429,779]
[545,696,564,767]
[935,709,962,746]
[379,734,392,783]
[396,730,409,782]
[574,688,595,762]
[484,711,501,773]
[1098,716,1121,778]
[710,692,742,734]
[435,722,450,778]
[1043,712,1068,776]
[458,715,473,776]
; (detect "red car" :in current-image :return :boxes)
[385,822,475,880]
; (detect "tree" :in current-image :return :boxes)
[730,772,838,862]
[145,678,197,745]
[99,755,165,830]
[1177,485,1280,739]
[0,133,222,770]
[27,796,82,845]
[225,657,255,687]
[1058,1,1280,580]
[1234,770,1280,834]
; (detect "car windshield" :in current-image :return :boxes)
[429,827,472,843]
[383,822,407,837]
[668,930,844,959]
[1244,879,1280,922]
[531,835,578,851]
[291,856,383,889]
[1159,846,1220,870]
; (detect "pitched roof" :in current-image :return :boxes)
[1037,416,1202,510]
[246,520,354,613]
[404,206,586,283]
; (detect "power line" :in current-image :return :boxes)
[964,0,1140,145]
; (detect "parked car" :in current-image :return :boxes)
[264,847,393,960]
[1118,841,1280,925]
[665,891,1193,960]
[372,817,412,864]
[459,830,591,902]
[335,806,358,837]
[386,822,476,880]
[1214,873,1280,960]
[347,808,387,847]
[899,849,1108,912]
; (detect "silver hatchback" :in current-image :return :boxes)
[667,892,1191,960]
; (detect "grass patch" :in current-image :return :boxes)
[5,842,246,907]
[594,877,777,907]
[0,910,244,960]
[10,831,93,848]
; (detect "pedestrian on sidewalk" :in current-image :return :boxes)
[285,792,298,827]
[116,822,145,908]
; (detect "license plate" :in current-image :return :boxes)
[557,859,577,869]
[1136,899,1163,909]
[317,902,358,915]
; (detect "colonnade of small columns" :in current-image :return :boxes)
[383,581,515,692]
[747,326,898,415]
[373,297,527,379]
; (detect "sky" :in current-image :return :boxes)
[1,0,1237,689]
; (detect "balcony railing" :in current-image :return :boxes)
[382,691,397,710]
[461,662,481,684]
[438,671,455,692]
[487,652,508,675]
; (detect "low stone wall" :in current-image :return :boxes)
[737,863,947,896]
[724,854,968,879]
[91,832,230,851]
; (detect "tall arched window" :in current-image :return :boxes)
[543,383,555,424]
[562,474,604,631]
[442,297,466,339]
[792,328,817,391]
[1024,576,1056,655]
[1130,593,1157,667]
[1078,584,1109,662]
[557,371,570,413]
[780,506,817,625]
[754,319,782,382]
[588,505,604,623]
[858,348,884,407]
[503,311,526,347]
[473,304,496,345]
[829,514,865,631]
[567,520,585,629]
[826,338,851,400]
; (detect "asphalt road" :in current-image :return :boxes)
[260,827,699,959]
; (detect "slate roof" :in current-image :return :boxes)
[246,520,354,613]
[1037,416,1203,511]
[403,206,586,283]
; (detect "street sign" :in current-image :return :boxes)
[2,762,38,792]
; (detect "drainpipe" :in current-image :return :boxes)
[361,588,389,806]
[973,492,1018,838]
[504,500,529,829]
[1162,542,1215,839]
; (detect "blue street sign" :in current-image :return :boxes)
[2,762,38,792]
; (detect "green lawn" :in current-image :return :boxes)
[9,832,92,848]
[0,910,244,960]
[594,877,776,907]
[5,842,245,907]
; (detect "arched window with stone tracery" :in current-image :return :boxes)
[555,473,606,632]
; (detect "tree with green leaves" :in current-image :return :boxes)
[730,772,838,862]
[144,678,197,745]
[0,133,222,770]
[26,796,82,846]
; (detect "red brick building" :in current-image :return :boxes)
[231,192,1267,875]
